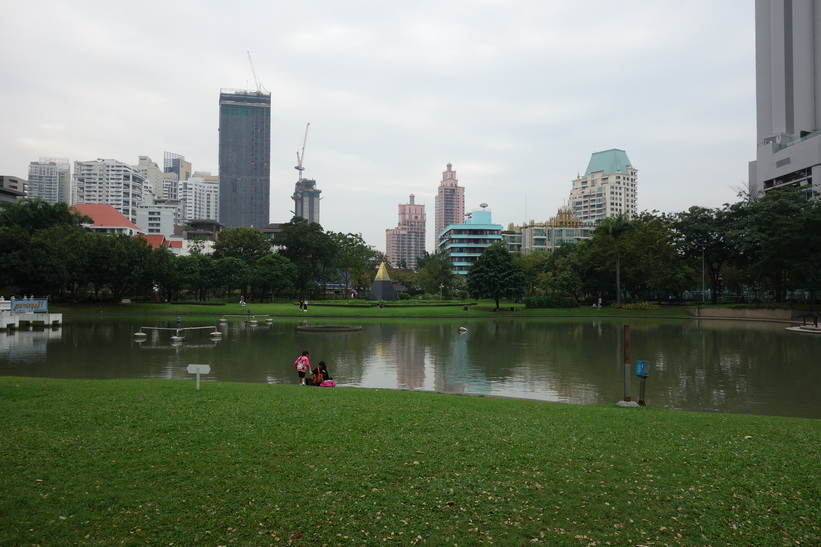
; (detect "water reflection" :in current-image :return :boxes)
[0,317,818,419]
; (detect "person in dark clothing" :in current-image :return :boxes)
[311,361,331,386]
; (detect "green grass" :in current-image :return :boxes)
[52,299,693,319]
[1,377,817,545]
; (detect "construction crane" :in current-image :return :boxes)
[295,123,310,180]
[246,51,266,92]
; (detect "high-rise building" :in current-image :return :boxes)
[434,163,465,244]
[749,0,821,198]
[163,152,192,184]
[73,159,146,222]
[178,176,220,223]
[386,193,426,270]
[568,149,638,224]
[218,89,271,228]
[135,156,164,200]
[292,178,321,224]
[437,204,503,275]
[27,157,70,204]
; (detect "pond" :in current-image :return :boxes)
[1,316,818,419]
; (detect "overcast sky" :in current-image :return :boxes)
[1,1,754,252]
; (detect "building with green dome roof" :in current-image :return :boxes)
[568,149,638,224]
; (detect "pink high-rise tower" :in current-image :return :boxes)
[386,193,426,270]
[434,163,465,244]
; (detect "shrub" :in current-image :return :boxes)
[523,295,578,309]
[614,301,660,311]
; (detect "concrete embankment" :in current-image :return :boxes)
[686,307,804,322]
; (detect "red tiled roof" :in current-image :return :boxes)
[138,234,168,249]
[72,203,142,232]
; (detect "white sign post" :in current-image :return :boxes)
[187,364,211,391]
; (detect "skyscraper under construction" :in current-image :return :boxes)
[218,89,271,228]
[291,123,321,224]
[292,178,321,224]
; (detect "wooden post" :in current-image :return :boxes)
[623,324,631,402]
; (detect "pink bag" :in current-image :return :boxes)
[319,380,336,387]
[294,356,309,372]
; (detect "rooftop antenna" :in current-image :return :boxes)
[246,51,266,92]
[295,123,311,180]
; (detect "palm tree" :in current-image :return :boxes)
[594,215,632,305]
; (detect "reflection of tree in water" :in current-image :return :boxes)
[319,323,389,386]
[460,320,616,403]
[648,322,819,417]
[391,328,427,391]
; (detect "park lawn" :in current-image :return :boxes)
[51,299,693,319]
[0,377,817,545]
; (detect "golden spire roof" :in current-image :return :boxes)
[374,261,391,281]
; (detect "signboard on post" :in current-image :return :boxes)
[187,364,211,391]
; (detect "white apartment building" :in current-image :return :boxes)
[503,207,594,255]
[27,157,71,204]
[568,149,638,224]
[73,159,146,222]
[178,176,220,223]
[135,201,182,236]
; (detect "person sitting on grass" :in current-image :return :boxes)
[311,361,331,386]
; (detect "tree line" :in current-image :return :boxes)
[2,187,820,305]
[482,187,821,307]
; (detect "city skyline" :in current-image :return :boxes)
[1,1,754,252]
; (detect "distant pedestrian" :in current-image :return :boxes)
[293,351,310,385]
[303,299,309,312]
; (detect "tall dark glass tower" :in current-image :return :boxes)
[218,89,271,228]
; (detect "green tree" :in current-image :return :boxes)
[387,268,420,296]
[416,250,454,296]
[0,199,91,233]
[143,246,177,302]
[591,215,632,305]
[214,257,250,299]
[251,254,297,300]
[327,232,380,297]
[0,226,31,294]
[174,255,201,301]
[85,234,153,301]
[515,250,552,296]
[621,212,690,302]
[728,187,814,302]
[794,196,821,306]
[673,206,734,304]
[212,227,271,265]
[174,254,217,301]
[274,217,336,297]
[545,242,592,304]
[466,243,528,310]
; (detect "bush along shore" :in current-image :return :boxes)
[1,377,818,545]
